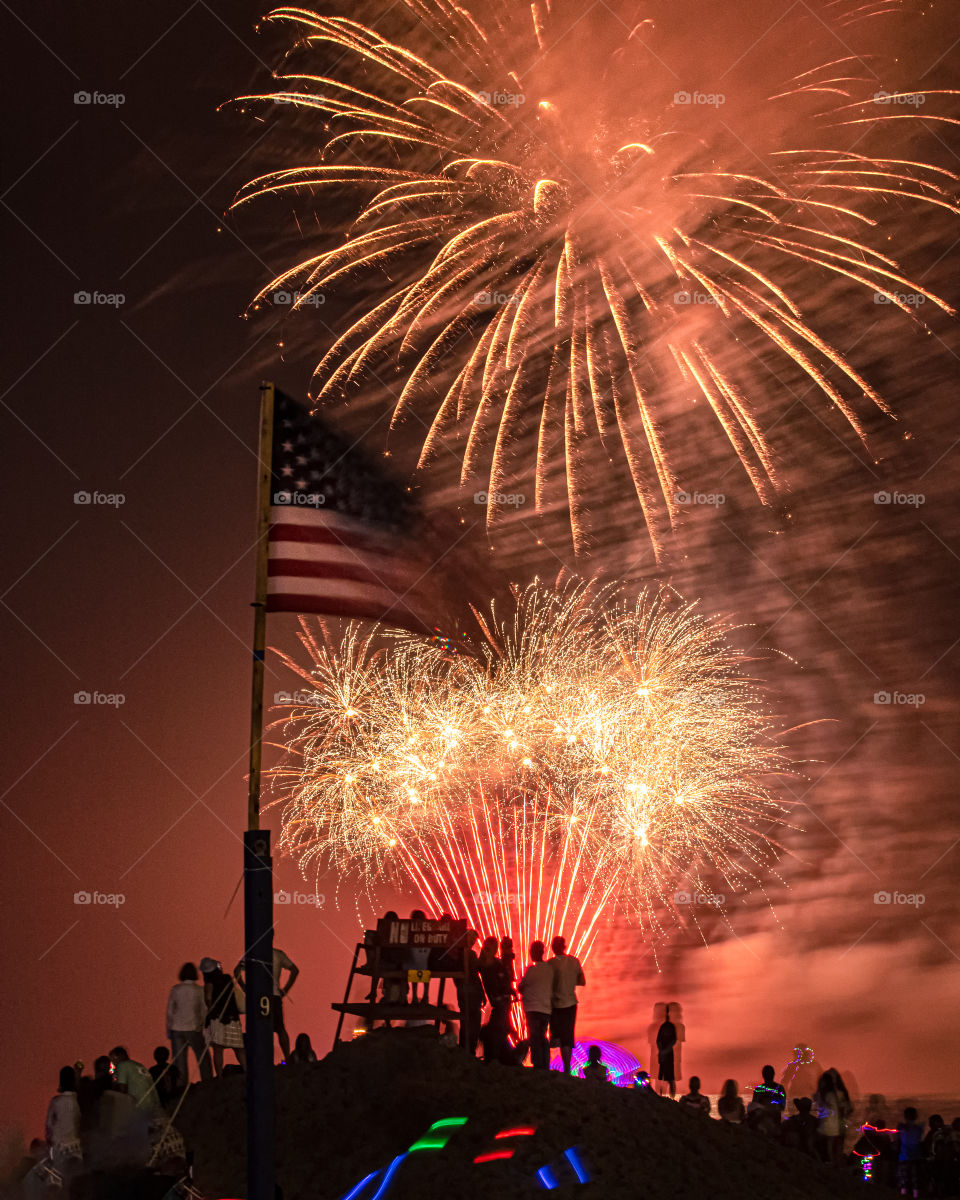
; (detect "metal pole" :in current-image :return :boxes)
[245,381,276,1200]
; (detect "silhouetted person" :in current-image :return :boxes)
[782,1096,819,1157]
[678,1075,711,1116]
[752,1064,786,1121]
[814,1068,852,1167]
[166,961,212,1085]
[406,910,431,1004]
[452,930,483,1055]
[656,1003,678,1097]
[235,944,299,1062]
[898,1106,924,1198]
[718,1079,745,1124]
[149,1046,180,1108]
[550,935,585,1075]
[109,1046,160,1116]
[200,958,246,1075]
[45,1066,82,1170]
[290,1033,317,1064]
[583,1045,608,1083]
[518,941,553,1069]
[478,936,512,1063]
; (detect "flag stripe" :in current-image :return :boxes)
[266,393,431,634]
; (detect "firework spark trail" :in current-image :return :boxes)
[269,578,796,959]
[233,0,958,554]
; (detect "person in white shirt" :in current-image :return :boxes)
[166,962,212,1084]
[549,935,585,1075]
[518,941,553,1069]
[45,1067,82,1168]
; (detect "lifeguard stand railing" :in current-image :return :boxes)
[331,915,472,1047]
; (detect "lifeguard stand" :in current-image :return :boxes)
[331,915,472,1047]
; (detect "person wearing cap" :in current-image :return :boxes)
[166,962,212,1085]
[200,958,246,1075]
[234,945,299,1063]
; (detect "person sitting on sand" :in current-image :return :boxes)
[148,1046,179,1108]
[782,1096,819,1157]
[678,1076,711,1116]
[717,1079,745,1124]
[290,1033,317,1064]
[582,1045,609,1083]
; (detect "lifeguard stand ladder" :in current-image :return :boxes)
[331,915,472,1048]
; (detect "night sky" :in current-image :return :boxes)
[2,0,959,1149]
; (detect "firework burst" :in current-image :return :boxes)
[269,578,795,958]
[234,0,958,554]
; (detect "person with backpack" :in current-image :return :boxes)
[200,957,246,1075]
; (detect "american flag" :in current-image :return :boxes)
[265,391,432,631]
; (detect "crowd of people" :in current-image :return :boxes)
[13,947,306,1198]
[15,929,960,1199]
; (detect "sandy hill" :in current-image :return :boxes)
[178,1030,887,1199]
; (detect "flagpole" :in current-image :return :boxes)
[244,380,276,1200]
